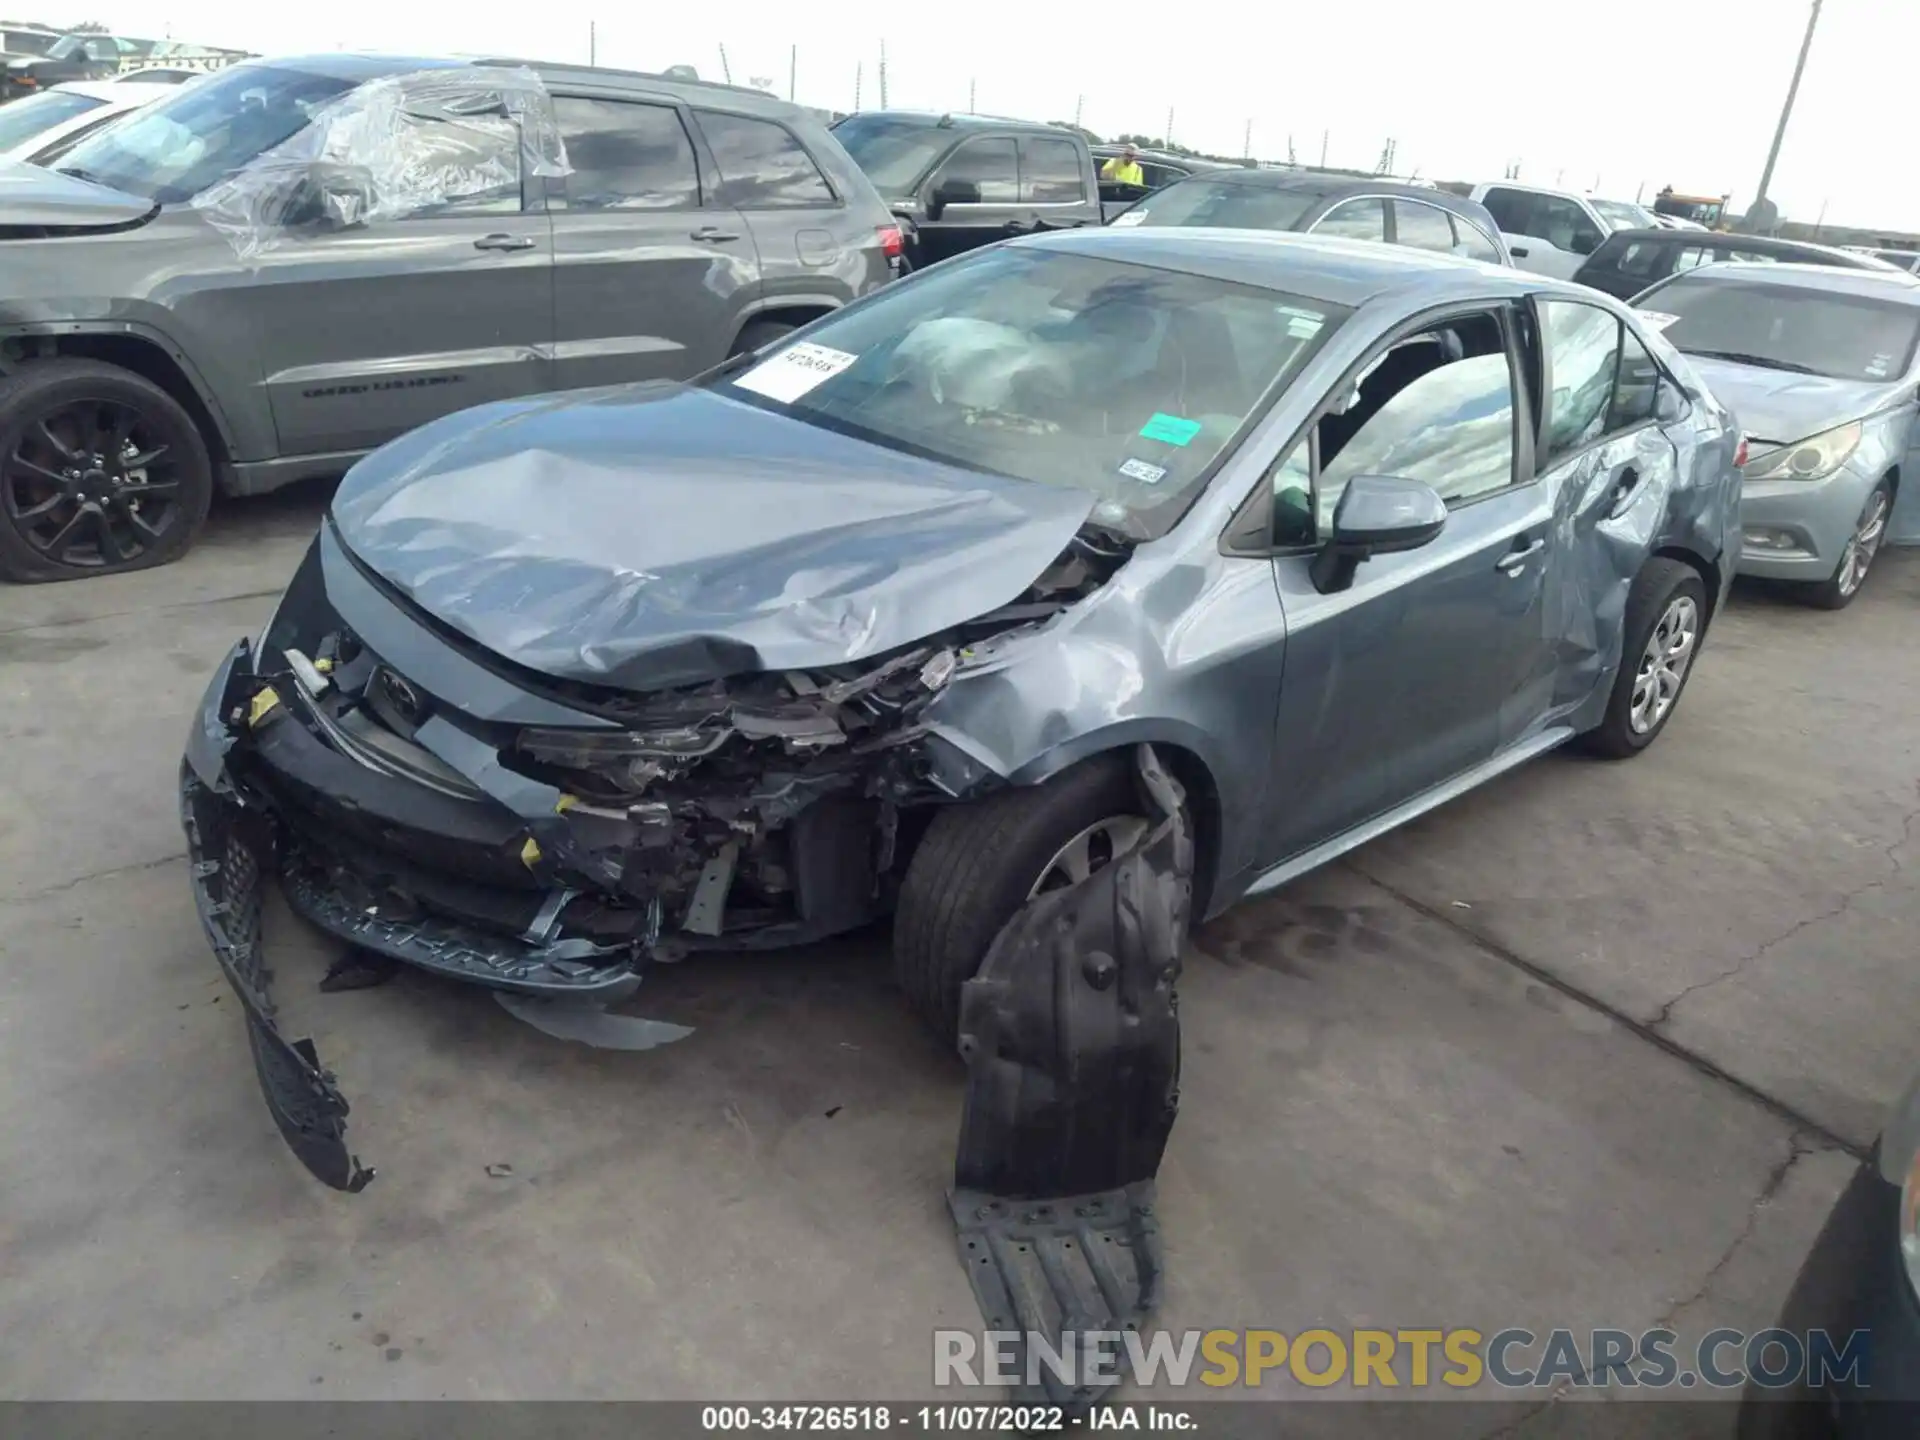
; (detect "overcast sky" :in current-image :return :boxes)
[73,0,1916,233]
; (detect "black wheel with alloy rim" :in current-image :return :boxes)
[0,359,212,582]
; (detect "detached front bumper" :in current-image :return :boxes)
[181,637,655,1190]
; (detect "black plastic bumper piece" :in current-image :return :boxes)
[950,745,1190,1410]
[181,760,374,1193]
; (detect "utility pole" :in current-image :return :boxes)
[718,43,732,85]
[789,45,796,102]
[1164,106,1174,148]
[1243,119,1252,161]
[878,39,888,109]
[588,20,596,66]
[1073,94,1083,128]
[969,77,976,112]
[1813,197,1828,235]
[853,60,862,112]
[1751,0,1822,228]
[1319,130,1328,167]
[1286,134,1296,166]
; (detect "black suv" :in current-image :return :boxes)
[1572,229,1901,301]
[830,111,1104,266]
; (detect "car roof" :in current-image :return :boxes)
[49,79,181,103]
[840,108,1065,134]
[1664,261,1920,301]
[1021,227,1542,308]
[1479,179,1645,208]
[1599,228,1886,263]
[1190,170,1481,206]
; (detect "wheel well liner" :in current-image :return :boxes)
[1654,543,1720,621]
[21,333,231,466]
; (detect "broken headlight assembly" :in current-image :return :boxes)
[518,724,732,792]
[1742,421,1863,482]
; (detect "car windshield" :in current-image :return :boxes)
[54,61,354,204]
[829,114,953,197]
[709,245,1343,539]
[1647,275,1920,383]
[3,29,58,56]
[1591,198,1656,231]
[0,87,104,151]
[1124,178,1321,232]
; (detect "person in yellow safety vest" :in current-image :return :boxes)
[1101,144,1145,187]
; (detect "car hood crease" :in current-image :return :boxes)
[1682,356,1904,446]
[0,156,156,228]
[329,385,1101,691]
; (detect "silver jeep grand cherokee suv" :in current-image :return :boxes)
[0,53,901,582]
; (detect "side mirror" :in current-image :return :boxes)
[1571,231,1600,257]
[927,178,979,220]
[1309,475,1447,594]
[279,162,376,231]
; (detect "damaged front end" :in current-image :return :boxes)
[181,521,1125,1189]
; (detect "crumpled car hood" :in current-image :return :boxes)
[1684,356,1904,446]
[0,156,156,229]
[329,383,1099,691]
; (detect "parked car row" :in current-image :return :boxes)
[0,76,183,165]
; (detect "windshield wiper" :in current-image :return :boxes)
[1681,349,1821,376]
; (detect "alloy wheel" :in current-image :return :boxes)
[2,397,182,569]
[1028,815,1150,900]
[1629,594,1699,735]
[1835,489,1890,599]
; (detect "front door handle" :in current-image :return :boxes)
[691,226,741,243]
[474,233,536,252]
[1609,465,1643,516]
[1496,538,1547,575]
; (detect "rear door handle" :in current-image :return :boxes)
[473,233,536,252]
[691,226,741,242]
[1495,538,1546,575]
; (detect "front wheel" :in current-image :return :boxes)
[1800,481,1891,611]
[892,754,1147,1042]
[1578,558,1707,759]
[0,359,213,583]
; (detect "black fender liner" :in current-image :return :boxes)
[949,745,1188,1408]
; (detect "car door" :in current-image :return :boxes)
[1484,189,1598,279]
[917,135,1022,263]
[544,92,757,392]
[1521,298,1684,739]
[1259,302,1555,863]
[249,89,554,459]
[1018,133,1094,234]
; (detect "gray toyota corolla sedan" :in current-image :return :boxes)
[1631,262,1920,608]
[181,230,1741,1188]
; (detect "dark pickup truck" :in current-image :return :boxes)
[831,111,1116,266]
[2,32,153,100]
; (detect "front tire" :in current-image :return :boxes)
[1800,480,1891,611]
[0,359,213,583]
[1578,558,1707,759]
[893,754,1146,1042]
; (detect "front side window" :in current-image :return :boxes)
[930,137,1018,203]
[1020,136,1085,203]
[1127,177,1321,231]
[1590,198,1655,232]
[712,245,1344,538]
[1319,351,1516,515]
[1393,199,1455,254]
[384,109,522,217]
[54,62,354,204]
[1535,197,1603,254]
[1644,274,1920,382]
[697,110,834,208]
[1539,300,1625,465]
[1313,197,1387,243]
[1478,187,1527,232]
[553,96,700,210]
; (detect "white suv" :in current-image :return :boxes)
[1469,182,1659,279]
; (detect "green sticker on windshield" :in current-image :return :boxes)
[1139,412,1202,447]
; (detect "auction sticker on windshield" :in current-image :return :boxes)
[734,343,859,404]
[1110,211,1148,227]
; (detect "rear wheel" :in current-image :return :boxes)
[1578,558,1706,759]
[0,359,212,583]
[728,319,796,357]
[893,754,1146,1042]
[1800,481,1890,610]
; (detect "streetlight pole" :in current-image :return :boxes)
[1751,0,1823,220]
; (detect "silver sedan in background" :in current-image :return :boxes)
[1631,263,1920,608]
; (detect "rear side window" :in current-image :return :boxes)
[553,96,700,210]
[696,110,835,208]
[930,136,1019,203]
[1020,136,1086,203]
[1313,197,1386,242]
[1451,214,1503,264]
[1393,200,1455,254]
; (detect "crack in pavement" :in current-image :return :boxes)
[1648,788,1920,1031]
[0,850,186,909]
[1475,1381,1572,1440]
[1345,862,1866,1160]
[1653,1132,1815,1330]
